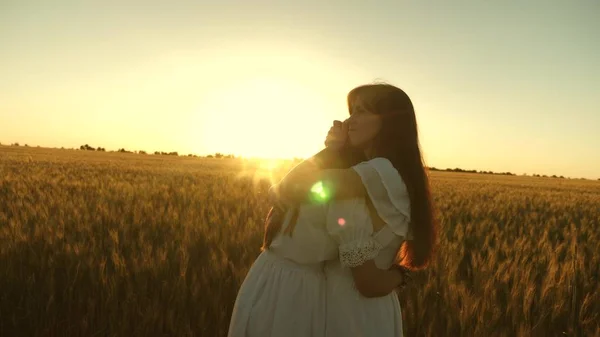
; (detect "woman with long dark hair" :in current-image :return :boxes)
[228,83,437,336]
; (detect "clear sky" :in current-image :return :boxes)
[1,0,598,179]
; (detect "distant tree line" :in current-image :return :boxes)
[532,173,566,179]
[428,167,516,175]
[206,153,235,159]
[428,167,572,179]
[153,151,179,156]
[4,141,596,180]
[80,144,106,151]
[76,145,237,159]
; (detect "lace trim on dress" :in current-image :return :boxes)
[339,239,383,267]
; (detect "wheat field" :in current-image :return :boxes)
[1,146,598,337]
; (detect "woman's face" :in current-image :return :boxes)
[347,101,382,150]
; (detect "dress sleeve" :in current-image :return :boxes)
[325,198,374,267]
[351,157,412,239]
[326,158,413,268]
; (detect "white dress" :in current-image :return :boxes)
[325,157,413,337]
[227,202,337,337]
[228,157,411,337]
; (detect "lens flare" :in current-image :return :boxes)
[235,158,288,189]
[310,181,329,203]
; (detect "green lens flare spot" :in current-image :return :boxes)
[310,181,324,194]
[310,181,329,203]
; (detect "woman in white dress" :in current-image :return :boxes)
[269,83,438,336]
[228,83,437,336]
[227,143,406,336]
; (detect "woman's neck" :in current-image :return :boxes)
[364,145,375,160]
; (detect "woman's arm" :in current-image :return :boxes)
[350,261,409,298]
[349,203,411,297]
[273,165,366,205]
[271,147,364,206]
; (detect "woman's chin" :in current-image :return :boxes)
[347,138,365,149]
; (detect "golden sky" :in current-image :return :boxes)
[1,1,599,179]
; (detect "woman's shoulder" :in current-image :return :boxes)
[351,157,406,191]
[352,156,393,169]
[350,156,411,224]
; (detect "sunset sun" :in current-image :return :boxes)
[197,75,338,159]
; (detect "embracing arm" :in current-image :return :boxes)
[272,164,366,205]
[351,261,409,298]
[334,163,411,297]
[270,148,365,206]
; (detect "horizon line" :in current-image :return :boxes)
[1,141,598,181]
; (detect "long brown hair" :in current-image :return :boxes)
[348,83,438,270]
[262,83,438,270]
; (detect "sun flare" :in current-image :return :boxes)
[235,157,297,188]
[198,75,341,159]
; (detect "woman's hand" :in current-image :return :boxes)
[390,264,412,290]
[324,120,349,150]
[351,260,411,298]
